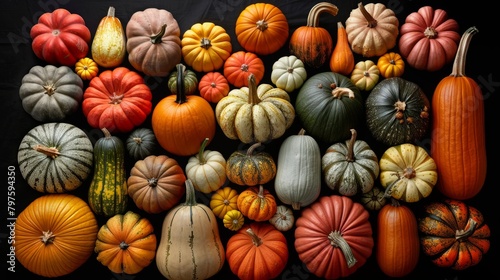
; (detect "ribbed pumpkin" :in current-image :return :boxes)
[198,71,230,103]
[17,122,93,193]
[167,64,199,95]
[274,128,321,210]
[269,205,295,232]
[210,186,239,219]
[156,179,225,279]
[360,186,387,211]
[126,8,182,77]
[289,2,339,68]
[418,199,490,270]
[322,129,379,196]
[295,71,364,144]
[215,74,295,144]
[237,185,277,222]
[223,209,245,231]
[366,77,430,146]
[127,155,186,214]
[226,222,289,280]
[19,65,83,122]
[330,21,355,76]
[350,60,380,91]
[431,26,486,200]
[126,127,158,161]
[377,52,405,78]
[95,211,157,274]
[75,57,99,80]
[225,142,276,187]
[376,199,420,277]
[270,55,308,93]
[294,195,374,279]
[181,22,232,73]
[235,3,289,56]
[223,51,265,88]
[15,194,98,278]
[91,6,126,68]
[152,64,216,156]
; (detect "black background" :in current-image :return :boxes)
[1,0,498,279]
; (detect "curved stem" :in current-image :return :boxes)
[456,218,477,240]
[197,138,210,164]
[357,2,377,28]
[246,228,263,247]
[328,230,357,268]
[183,179,198,206]
[450,26,478,77]
[246,142,262,156]
[345,129,357,162]
[307,2,339,27]
[247,74,260,104]
[150,24,167,44]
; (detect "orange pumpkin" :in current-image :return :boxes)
[152,63,216,156]
[235,3,289,55]
[210,186,240,219]
[15,194,98,278]
[95,211,157,274]
[75,57,99,80]
[377,52,405,78]
[289,2,338,68]
[431,26,486,200]
[223,51,265,87]
[226,142,277,186]
[198,71,230,103]
[330,21,355,76]
[226,222,288,280]
[237,185,277,222]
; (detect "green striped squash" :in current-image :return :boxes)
[88,127,128,217]
[156,179,225,279]
[17,122,93,193]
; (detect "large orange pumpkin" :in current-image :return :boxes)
[152,63,216,156]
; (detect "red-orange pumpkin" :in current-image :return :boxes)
[198,71,230,103]
[224,51,265,87]
[226,222,288,280]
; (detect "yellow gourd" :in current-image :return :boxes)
[92,6,126,68]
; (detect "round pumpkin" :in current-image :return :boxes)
[167,64,199,95]
[127,155,186,214]
[360,185,387,211]
[82,67,153,134]
[95,211,157,274]
[30,8,91,66]
[126,8,182,77]
[237,185,277,222]
[181,22,232,73]
[19,65,83,122]
[269,205,295,232]
[235,3,289,56]
[295,71,364,144]
[223,209,245,231]
[419,199,490,270]
[377,52,405,78]
[366,77,430,146]
[126,127,158,161]
[15,194,98,278]
[198,71,230,103]
[225,142,277,187]
[350,59,380,91]
[226,222,289,280]
[17,122,93,193]
[75,57,99,80]
[294,195,374,279]
[210,186,239,219]
[223,51,265,88]
[270,55,308,93]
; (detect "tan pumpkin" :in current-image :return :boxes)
[210,186,239,219]
[345,2,399,57]
[330,21,355,76]
[379,143,438,203]
[127,155,186,214]
[215,74,295,144]
[350,60,380,91]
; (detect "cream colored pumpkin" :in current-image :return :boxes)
[345,2,399,57]
[350,60,380,91]
[379,143,438,203]
[271,55,307,93]
[185,138,227,194]
[269,205,295,231]
[215,74,295,144]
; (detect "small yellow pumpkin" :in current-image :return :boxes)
[223,209,245,231]
[377,52,405,78]
[210,186,239,219]
[75,57,99,80]
[350,60,380,91]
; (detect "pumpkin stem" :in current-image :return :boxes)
[247,74,261,104]
[43,84,56,95]
[298,128,306,136]
[306,2,339,27]
[40,230,56,244]
[357,2,377,28]
[197,138,210,164]
[150,24,167,44]
[175,64,187,104]
[246,228,263,247]
[148,177,158,187]
[119,241,130,250]
[200,37,212,49]
[345,129,357,162]
[256,19,268,31]
[331,86,355,99]
[328,230,357,268]
[291,201,302,210]
[456,218,477,240]
[383,179,400,198]
[106,6,116,17]
[101,127,112,138]
[450,26,478,77]
[257,185,265,198]
[247,142,262,155]
[423,26,438,39]
[183,179,198,206]
[34,144,60,158]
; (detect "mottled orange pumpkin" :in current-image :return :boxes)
[225,142,276,186]
[237,185,277,222]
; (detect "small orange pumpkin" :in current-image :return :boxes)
[210,186,240,219]
[223,51,265,87]
[75,57,99,80]
[377,52,405,78]
[198,71,230,103]
[237,185,277,221]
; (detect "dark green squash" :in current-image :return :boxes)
[295,72,364,144]
[167,63,199,95]
[126,127,158,161]
[88,127,128,217]
[365,77,430,146]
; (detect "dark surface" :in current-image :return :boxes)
[1,1,498,279]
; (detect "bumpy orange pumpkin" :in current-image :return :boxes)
[223,51,265,87]
[237,185,277,222]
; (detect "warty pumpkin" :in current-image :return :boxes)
[15,194,98,278]
[126,8,182,77]
[225,142,277,186]
[75,57,99,80]
[182,22,232,73]
[95,211,157,275]
[330,21,355,76]
[223,51,265,88]
[270,55,308,93]
[350,59,380,91]
[17,122,93,193]
[127,155,186,214]
[237,185,277,222]
[19,65,83,122]
[289,2,339,68]
[294,195,374,279]
[431,26,486,200]
[156,179,225,279]
[198,71,230,103]
[210,186,239,219]
[418,199,490,270]
[215,74,295,144]
[235,2,289,56]
[345,2,399,57]
[91,6,126,68]
[226,222,289,280]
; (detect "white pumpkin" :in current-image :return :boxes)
[350,60,380,91]
[270,55,307,92]
[269,205,295,231]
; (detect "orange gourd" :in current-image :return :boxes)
[330,21,355,76]
[198,71,230,103]
[376,199,420,277]
[223,51,265,87]
[289,2,338,68]
[235,3,289,55]
[237,185,277,222]
[431,26,486,200]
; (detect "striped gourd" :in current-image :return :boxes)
[88,127,128,217]
[156,179,225,279]
[17,122,93,193]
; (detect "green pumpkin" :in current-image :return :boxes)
[365,77,430,146]
[167,63,199,95]
[295,71,364,144]
[126,127,158,161]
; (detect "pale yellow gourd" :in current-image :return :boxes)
[92,6,126,68]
